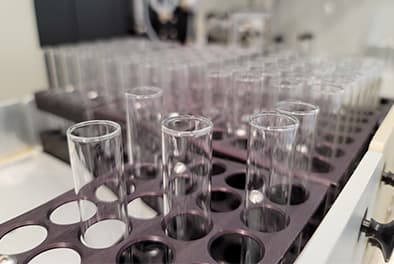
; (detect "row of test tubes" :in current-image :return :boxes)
[63,39,384,263]
[44,38,258,105]
[47,38,383,137]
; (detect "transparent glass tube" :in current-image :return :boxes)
[100,57,123,102]
[44,48,59,88]
[231,71,263,137]
[139,60,161,87]
[54,48,70,88]
[261,72,280,109]
[160,63,189,114]
[126,86,163,181]
[161,115,213,241]
[205,70,232,128]
[278,79,303,102]
[67,120,130,249]
[188,62,207,113]
[310,85,344,160]
[244,112,298,232]
[275,101,319,204]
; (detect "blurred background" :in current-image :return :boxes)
[1,0,394,100]
[2,0,394,163]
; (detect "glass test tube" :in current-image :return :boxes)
[44,48,59,88]
[54,47,70,88]
[261,71,280,109]
[205,70,232,128]
[310,84,344,159]
[276,101,319,204]
[67,120,129,249]
[161,63,189,114]
[277,77,303,102]
[188,61,207,113]
[126,86,163,181]
[244,112,299,232]
[100,57,123,102]
[232,71,263,137]
[161,115,213,241]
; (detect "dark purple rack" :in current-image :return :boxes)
[0,158,328,264]
[34,90,111,122]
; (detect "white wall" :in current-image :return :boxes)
[0,0,48,100]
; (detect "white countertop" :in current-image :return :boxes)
[0,151,73,224]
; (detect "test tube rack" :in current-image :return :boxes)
[29,89,392,263]
[0,157,328,264]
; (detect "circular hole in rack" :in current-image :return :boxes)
[361,117,369,123]
[198,189,242,213]
[231,138,248,150]
[225,173,246,190]
[312,157,333,173]
[209,232,264,264]
[324,134,354,145]
[242,206,289,232]
[134,165,159,180]
[315,145,345,158]
[27,248,81,264]
[190,163,226,177]
[50,200,97,225]
[0,225,47,255]
[118,239,174,264]
[213,131,224,140]
[163,213,212,241]
[347,116,369,123]
[339,125,362,133]
[81,219,127,249]
[95,185,119,202]
[211,190,242,212]
[128,194,164,219]
[212,163,226,176]
[225,173,264,190]
[267,184,309,205]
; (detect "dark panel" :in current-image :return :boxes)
[34,0,78,46]
[75,0,129,41]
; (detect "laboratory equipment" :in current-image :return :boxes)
[161,114,213,241]
[67,120,130,249]
[125,86,163,181]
